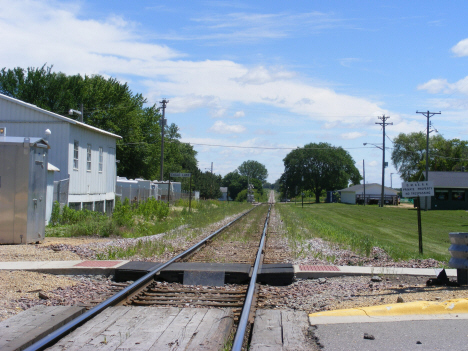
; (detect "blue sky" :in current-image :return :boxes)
[1,1,468,187]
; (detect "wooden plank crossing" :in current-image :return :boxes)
[0,305,85,351]
[250,310,312,351]
[47,307,233,351]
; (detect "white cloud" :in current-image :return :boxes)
[212,108,227,118]
[186,11,346,43]
[340,132,366,140]
[0,0,181,76]
[368,161,378,167]
[0,1,386,128]
[418,76,468,96]
[209,121,246,134]
[233,111,245,118]
[452,38,468,57]
[417,79,449,94]
[339,58,361,67]
[235,66,295,85]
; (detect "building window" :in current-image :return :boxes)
[87,144,92,171]
[452,191,465,201]
[73,140,79,170]
[99,147,103,172]
[435,190,449,200]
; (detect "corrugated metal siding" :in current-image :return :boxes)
[68,125,117,197]
[0,97,118,203]
[107,146,116,193]
[0,98,70,182]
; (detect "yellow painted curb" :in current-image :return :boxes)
[309,299,468,318]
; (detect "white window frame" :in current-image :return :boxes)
[87,144,92,171]
[73,140,79,170]
[99,147,103,173]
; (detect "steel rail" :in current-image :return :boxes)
[231,204,271,351]
[25,206,257,351]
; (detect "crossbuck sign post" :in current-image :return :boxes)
[170,173,192,213]
[401,181,434,254]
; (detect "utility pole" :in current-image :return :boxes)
[210,162,213,199]
[376,115,392,207]
[416,110,441,211]
[159,99,169,181]
[363,159,366,206]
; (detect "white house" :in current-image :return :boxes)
[0,93,122,215]
[340,183,398,205]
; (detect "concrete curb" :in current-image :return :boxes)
[309,298,468,324]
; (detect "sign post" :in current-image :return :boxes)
[170,173,192,213]
[189,175,192,213]
[402,181,434,254]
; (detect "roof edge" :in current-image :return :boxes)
[0,93,122,139]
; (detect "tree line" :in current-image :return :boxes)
[0,65,272,201]
[392,132,468,181]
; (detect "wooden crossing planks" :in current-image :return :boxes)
[0,305,85,351]
[250,310,311,351]
[47,307,234,351]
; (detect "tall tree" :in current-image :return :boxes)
[282,142,361,203]
[391,132,468,181]
[237,160,268,183]
[222,171,263,200]
[193,170,222,199]
[0,64,198,181]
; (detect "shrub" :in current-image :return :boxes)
[61,206,78,225]
[49,201,61,227]
[112,198,134,227]
[135,198,169,221]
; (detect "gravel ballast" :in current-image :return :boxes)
[0,204,466,323]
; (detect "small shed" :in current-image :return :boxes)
[219,187,228,201]
[340,183,398,205]
[0,136,50,244]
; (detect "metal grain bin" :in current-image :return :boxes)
[0,136,50,244]
[448,232,468,285]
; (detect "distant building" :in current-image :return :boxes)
[424,171,468,210]
[340,183,398,205]
[219,187,228,201]
[0,93,121,216]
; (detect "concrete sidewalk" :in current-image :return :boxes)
[0,260,129,275]
[295,264,456,278]
[0,260,456,278]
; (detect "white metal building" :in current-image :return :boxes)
[0,93,122,214]
[340,183,398,205]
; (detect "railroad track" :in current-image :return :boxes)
[26,203,274,351]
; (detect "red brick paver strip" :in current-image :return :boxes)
[74,261,122,267]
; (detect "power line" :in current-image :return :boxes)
[123,140,373,151]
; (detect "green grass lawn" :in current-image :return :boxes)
[277,203,468,262]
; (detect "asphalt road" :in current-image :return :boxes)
[313,318,468,351]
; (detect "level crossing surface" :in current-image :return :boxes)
[46,306,233,351]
